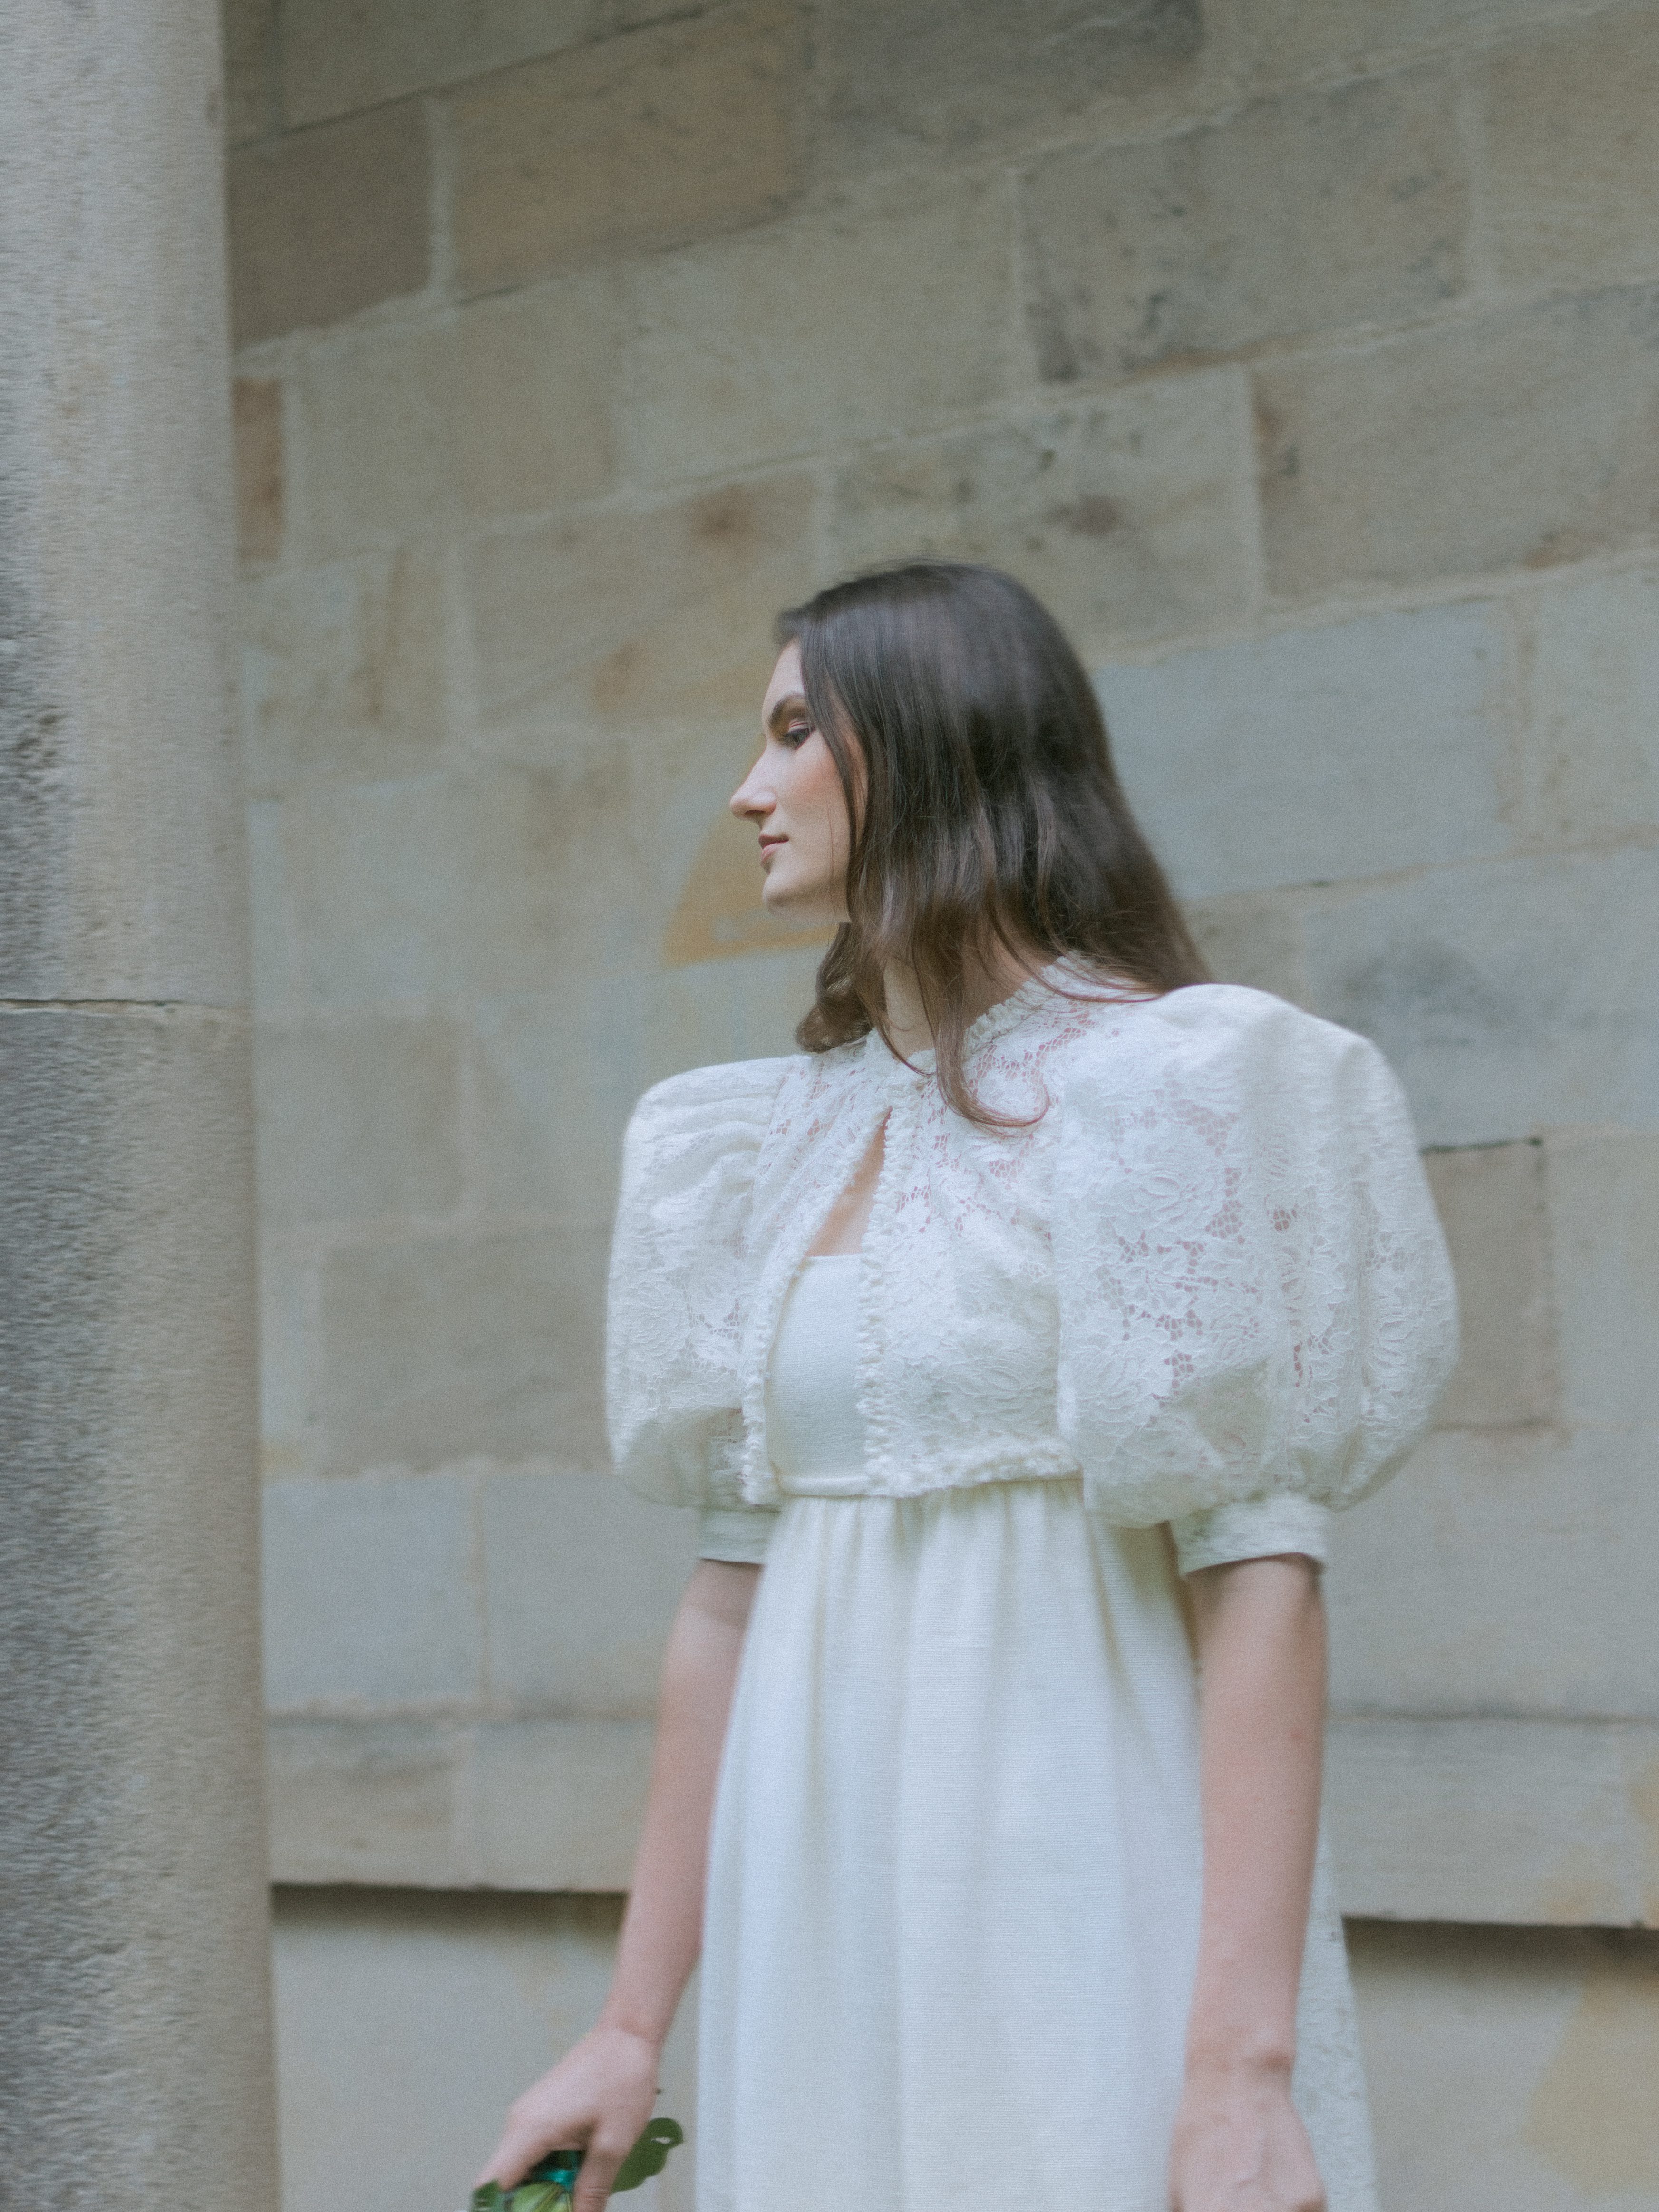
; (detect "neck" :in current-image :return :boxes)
[880,941,1048,1058]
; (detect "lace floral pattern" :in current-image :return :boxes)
[606,971,1457,1533]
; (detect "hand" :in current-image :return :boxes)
[1169,2060,1326,2212]
[474,2023,663,2212]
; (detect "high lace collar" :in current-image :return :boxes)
[860,956,1097,1088]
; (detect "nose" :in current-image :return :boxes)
[730,759,774,822]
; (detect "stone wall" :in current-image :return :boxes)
[223,1,1659,2205]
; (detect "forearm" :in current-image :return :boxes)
[1185,1555,1327,2077]
[597,1558,760,2051]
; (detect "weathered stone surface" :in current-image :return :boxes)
[257,1243,314,1480]
[263,1475,484,1708]
[1022,68,1466,385]
[233,378,283,565]
[1357,1922,1659,2209]
[227,102,430,346]
[1524,566,1659,842]
[1303,847,1659,1146]
[1424,1142,1556,1431]
[1184,894,1310,1005]
[812,0,1205,174]
[1546,1128,1659,1435]
[828,371,1259,655]
[281,0,593,126]
[239,552,448,796]
[618,173,1015,479]
[481,1472,698,1716]
[1328,1426,1659,1718]
[268,1719,461,1884]
[1330,1717,1659,1925]
[253,1015,463,1230]
[295,280,620,557]
[470,984,647,1228]
[1094,603,1513,902]
[255,764,653,1008]
[1256,287,1659,593]
[450,1,802,293]
[470,1719,658,1887]
[1482,5,1659,294]
[223,0,278,146]
[1237,0,1577,83]
[467,474,817,730]
[318,1228,609,1472]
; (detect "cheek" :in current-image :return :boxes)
[798,748,850,840]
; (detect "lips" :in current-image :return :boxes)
[759,836,785,858]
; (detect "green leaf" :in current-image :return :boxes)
[611,2117,686,2193]
[508,2187,566,2212]
[470,2187,505,2212]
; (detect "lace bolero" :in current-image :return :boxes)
[604,971,1457,1574]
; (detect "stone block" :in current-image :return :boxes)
[1256,286,1659,594]
[259,762,652,1008]
[1482,6,1659,295]
[471,983,648,1228]
[1424,1141,1556,1431]
[481,1471,699,1716]
[227,102,429,347]
[233,378,283,565]
[449,1,803,293]
[618,172,1015,481]
[1021,68,1466,387]
[466,474,817,732]
[267,1719,462,1884]
[247,798,306,1016]
[1326,1426,1659,1718]
[1304,846,1659,1146]
[827,371,1259,657]
[281,0,593,126]
[812,0,1205,175]
[238,551,448,797]
[253,1015,463,1230]
[469,1718,657,1887]
[1546,1127,1659,1434]
[262,1474,484,1709]
[318,1228,610,1473]
[1330,1716,1659,1927]
[1237,0,1572,84]
[223,0,278,146]
[1094,603,1513,903]
[1184,893,1310,1006]
[258,1243,315,1480]
[1524,566,1659,843]
[296,279,619,557]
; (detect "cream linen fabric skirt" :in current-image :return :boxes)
[694,1477,1377,2212]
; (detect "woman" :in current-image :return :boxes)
[477,564,1457,2212]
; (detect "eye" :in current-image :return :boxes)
[783,721,813,748]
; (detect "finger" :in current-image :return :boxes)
[571,2146,625,2212]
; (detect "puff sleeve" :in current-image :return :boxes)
[1052,987,1457,1571]
[605,1057,793,1557]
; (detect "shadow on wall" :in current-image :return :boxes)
[661,810,833,968]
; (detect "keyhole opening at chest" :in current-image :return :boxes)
[805,1116,888,1259]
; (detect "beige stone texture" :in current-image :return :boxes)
[828,372,1259,656]
[296,280,620,559]
[1330,1716,1659,1926]
[223,0,277,146]
[449,1,803,294]
[1327,1425,1659,1717]
[1481,6,1659,295]
[227,102,430,347]
[253,1015,463,1230]
[1523,565,1659,842]
[1303,847,1659,1147]
[1424,1140,1557,1431]
[812,0,1206,175]
[271,1890,699,2212]
[481,1472,699,1717]
[281,0,593,127]
[618,172,1016,480]
[239,551,449,797]
[258,1245,314,1480]
[1256,286,1659,596]
[1546,1127,1659,1434]
[233,377,284,565]
[1236,0,1592,84]
[1021,68,1466,386]
[470,1719,660,1886]
[268,1721,462,1886]
[1185,893,1311,1005]
[318,1226,611,1473]
[466,474,818,732]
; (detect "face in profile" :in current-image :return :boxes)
[729,642,856,929]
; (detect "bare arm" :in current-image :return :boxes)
[1170,1554,1328,2212]
[476,1558,760,2210]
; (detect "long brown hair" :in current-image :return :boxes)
[777,562,1208,1122]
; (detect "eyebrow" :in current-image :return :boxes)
[766,692,810,735]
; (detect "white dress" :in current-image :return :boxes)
[604,971,1458,2212]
